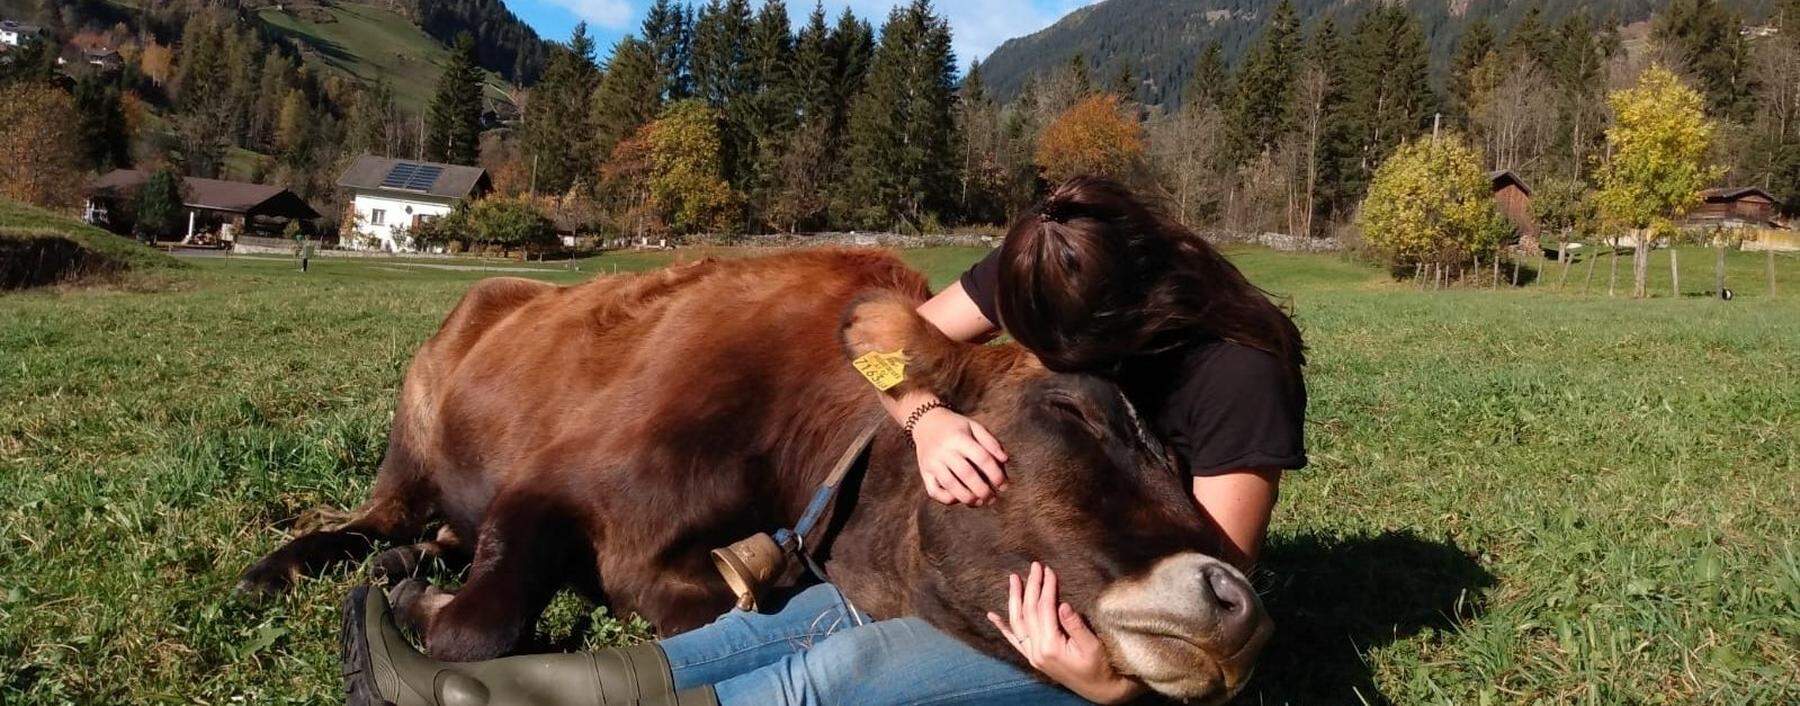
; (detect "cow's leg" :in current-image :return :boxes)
[372,525,467,581]
[238,468,431,596]
[420,490,575,661]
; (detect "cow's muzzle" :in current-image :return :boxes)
[1090,553,1272,704]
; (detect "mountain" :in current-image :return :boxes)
[976,0,1772,108]
[0,0,547,110]
[259,0,548,97]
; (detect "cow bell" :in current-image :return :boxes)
[711,532,787,611]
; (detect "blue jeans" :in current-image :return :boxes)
[659,583,1091,705]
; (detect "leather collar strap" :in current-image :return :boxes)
[774,421,882,559]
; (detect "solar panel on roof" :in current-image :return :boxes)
[404,165,443,191]
[381,163,420,189]
[377,162,445,191]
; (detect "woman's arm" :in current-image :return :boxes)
[1190,468,1282,570]
[916,280,999,342]
[882,282,1010,506]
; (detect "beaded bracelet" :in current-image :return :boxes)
[902,400,951,446]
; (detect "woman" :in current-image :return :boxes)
[345,176,1306,706]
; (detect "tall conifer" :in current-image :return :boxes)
[843,0,958,229]
[427,34,484,165]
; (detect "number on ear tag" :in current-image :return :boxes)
[852,350,907,391]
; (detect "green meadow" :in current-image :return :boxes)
[0,242,1795,703]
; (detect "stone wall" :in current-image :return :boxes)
[1199,230,1343,252]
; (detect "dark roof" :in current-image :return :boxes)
[90,170,321,219]
[337,155,490,200]
[1699,187,1777,203]
[1,20,42,33]
[1488,170,1533,197]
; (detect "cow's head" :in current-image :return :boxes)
[842,293,1272,704]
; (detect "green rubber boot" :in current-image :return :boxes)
[342,585,719,706]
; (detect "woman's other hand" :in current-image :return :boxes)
[987,562,1145,704]
[910,406,1007,506]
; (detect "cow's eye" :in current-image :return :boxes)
[1044,392,1108,440]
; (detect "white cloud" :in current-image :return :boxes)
[544,0,637,30]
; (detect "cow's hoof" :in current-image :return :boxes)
[372,545,424,581]
[235,562,295,600]
[341,586,398,706]
[388,578,453,638]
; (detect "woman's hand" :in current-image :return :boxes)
[987,562,1145,705]
[910,407,1008,506]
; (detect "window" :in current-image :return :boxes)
[370,209,386,226]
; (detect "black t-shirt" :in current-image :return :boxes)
[959,250,1307,476]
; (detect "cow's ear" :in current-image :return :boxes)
[840,291,973,401]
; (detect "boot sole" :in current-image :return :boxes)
[341,586,397,706]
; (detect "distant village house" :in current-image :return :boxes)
[0,19,41,47]
[86,170,321,243]
[337,155,491,252]
[81,46,121,70]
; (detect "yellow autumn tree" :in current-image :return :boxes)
[1034,94,1145,182]
[1592,66,1723,299]
[1356,132,1507,277]
[0,83,83,208]
[646,100,741,235]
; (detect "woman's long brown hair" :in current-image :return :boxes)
[994,176,1305,379]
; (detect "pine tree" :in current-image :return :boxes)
[691,0,754,110]
[746,0,798,153]
[73,75,130,170]
[1224,0,1302,164]
[1549,12,1616,177]
[827,8,873,137]
[793,2,836,127]
[523,23,601,193]
[690,0,756,189]
[1184,41,1229,111]
[1505,2,1554,60]
[1342,7,1437,194]
[1447,18,1495,129]
[1653,0,1758,120]
[592,37,665,170]
[643,0,693,100]
[1110,60,1136,102]
[427,34,485,165]
[843,0,958,229]
[1066,53,1092,96]
[1301,17,1353,228]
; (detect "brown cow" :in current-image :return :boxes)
[241,249,1271,702]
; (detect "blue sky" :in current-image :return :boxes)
[505,0,1100,67]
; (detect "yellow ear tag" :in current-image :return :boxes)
[852,350,908,391]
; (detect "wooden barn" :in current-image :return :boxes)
[86,170,321,243]
[1687,187,1781,228]
[1489,170,1539,248]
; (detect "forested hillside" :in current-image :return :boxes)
[0,0,547,85]
[979,0,1773,107]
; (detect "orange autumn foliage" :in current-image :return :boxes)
[1033,93,1145,183]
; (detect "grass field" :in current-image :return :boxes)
[1,243,1796,704]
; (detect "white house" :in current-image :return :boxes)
[1,19,42,46]
[336,155,491,252]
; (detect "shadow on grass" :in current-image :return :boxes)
[1234,530,1496,705]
